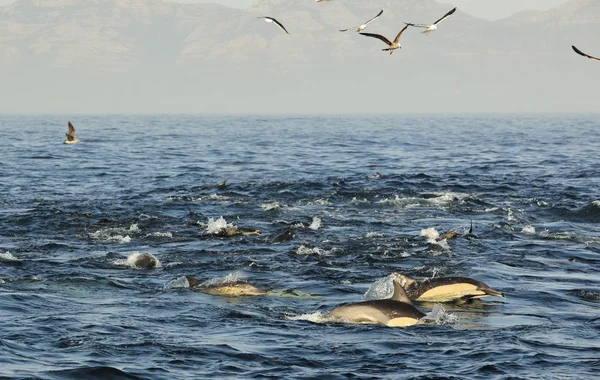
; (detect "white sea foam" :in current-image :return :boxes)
[90,224,139,243]
[205,216,234,235]
[430,239,451,252]
[286,312,327,323]
[0,251,20,262]
[308,217,322,230]
[420,227,440,240]
[521,225,536,234]
[208,194,229,201]
[422,304,459,325]
[146,231,173,238]
[163,276,190,290]
[261,202,281,211]
[365,232,384,238]
[200,272,245,287]
[507,208,522,223]
[138,214,157,221]
[295,245,326,256]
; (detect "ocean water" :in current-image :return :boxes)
[1,114,600,379]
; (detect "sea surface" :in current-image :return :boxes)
[1,114,600,379]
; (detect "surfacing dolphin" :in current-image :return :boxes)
[186,276,269,297]
[327,279,425,327]
[392,273,504,303]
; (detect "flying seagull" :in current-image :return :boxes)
[572,45,600,62]
[63,121,80,144]
[340,9,384,32]
[360,24,409,55]
[405,7,457,36]
[257,17,289,35]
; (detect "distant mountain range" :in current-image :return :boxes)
[0,0,598,114]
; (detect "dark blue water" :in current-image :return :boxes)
[1,114,600,379]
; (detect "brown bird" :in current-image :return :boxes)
[572,45,600,62]
[360,24,409,55]
[63,121,80,144]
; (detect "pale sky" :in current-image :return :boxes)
[0,0,571,20]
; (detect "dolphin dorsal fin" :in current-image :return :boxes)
[392,272,417,288]
[391,279,414,305]
[185,275,201,288]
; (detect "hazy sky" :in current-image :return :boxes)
[0,0,570,20]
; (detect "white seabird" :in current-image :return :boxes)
[340,9,384,32]
[572,45,600,62]
[360,24,409,55]
[405,7,457,36]
[63,121,80,144]
[257,17,289,35]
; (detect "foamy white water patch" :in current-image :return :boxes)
[350,197,368,205]
[366,232,385,238]
[522,225,536,234]
[294,245,336,256]
[507,208,524,223]
[205,216,234,235]
[145,231,173,238]
[428,191,472,204]
[261,202,281,211]
[138,214,157,221]
[309,217,322,230]
[164,276,191,290]
[420,227,440,240]
[430,239,451,252]
[200,271,245,287]
[90,228,132,243]
[90,223,141,243]
[286,312,327,323]
[422,304,459,325]
[0,251,20,262]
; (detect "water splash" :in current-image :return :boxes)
[0,251,20,262]
[163,276,191,290]
[308,217,322,230]
[422,304,459,325]
[261,202,281,211]
[522,225,536,234]
[205,216,234,235]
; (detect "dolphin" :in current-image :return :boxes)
[185,276,269,297]
[273,229,295,243]
[392,273,504,303]
[127,252,160,269]
[213,226,261,237]
[327,279,425,327]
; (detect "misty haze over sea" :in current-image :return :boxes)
[0,0,599,114]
